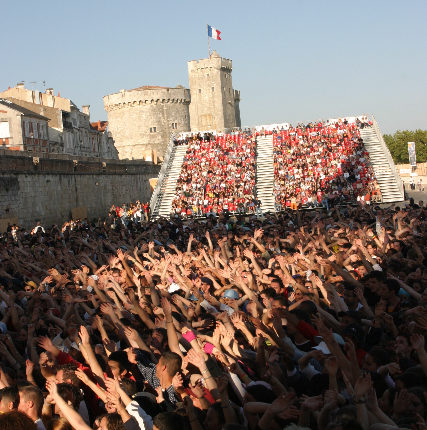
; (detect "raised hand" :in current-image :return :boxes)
[46,379,59,398]
[100,302,114,316]
[324,356,338,375]
[301,394,323,411]
[79,326,91,345]
[75,368,90,385]
[354,373,371,399]
[38,336,55,353]
[254,228,264,240]
[25,360,34,379]
[186,349,206,370]
[172,372,183,391]
[161,297,172,317]
[411,333,425,352]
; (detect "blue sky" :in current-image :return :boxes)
[2,0,426,134]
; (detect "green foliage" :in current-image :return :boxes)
[383,130,427,164]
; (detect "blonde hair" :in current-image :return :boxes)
[46,417,72,430]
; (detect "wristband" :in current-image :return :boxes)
[203,342,214,354]
[182,330,196,342]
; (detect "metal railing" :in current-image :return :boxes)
[150,135,176,215]
[371,115,405,199]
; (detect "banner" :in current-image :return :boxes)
[408,142,416,167]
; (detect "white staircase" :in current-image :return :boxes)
[151,144,188,218]
[360,126,404,203]
[256,135,276,213]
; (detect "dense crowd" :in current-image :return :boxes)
[272,121,381,211]
[0,198,426,430]
[172,133,258,217]
[170,119,383,218]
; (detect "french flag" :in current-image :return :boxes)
[208,25,221,40]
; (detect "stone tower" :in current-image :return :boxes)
[187,51,241,132]
[103,86,191,160]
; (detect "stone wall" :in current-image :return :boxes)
[0,152,159,229]
[104,87,191,160]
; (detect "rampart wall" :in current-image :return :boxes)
[0,150,160,229]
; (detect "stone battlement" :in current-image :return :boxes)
[104,87,191,112]
[0,151,158,175]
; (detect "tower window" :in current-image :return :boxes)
[198,89,201,94]
[150,127,157,133]
[206,73,209,78]
[171,122,178,129]
[212,87,214,92]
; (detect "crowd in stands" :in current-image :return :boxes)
[272,121,382,211]
[0,197,426,430]
[168,118,382,217]
[172,133,257,217]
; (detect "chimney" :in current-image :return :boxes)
[82,105,90,117]
[46,88,54,95]
[98,120,101,129]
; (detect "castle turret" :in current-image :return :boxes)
[187,51,241,132]
[103,86,191,160]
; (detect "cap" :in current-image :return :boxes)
[223,289,239,300]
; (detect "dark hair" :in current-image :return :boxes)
[108,351,131,372]
[262,287,276,299]
[385,278,400,295]
[368,346,389,367]
[120,378,137,397]
[161,351,182,378]
[57,364,79,386]
[102,413,125,430]
[0,386,19,410]
[153,411,184,430]
[0,411,37,430]
[57,383,82,410]
[246,384,276,403]
[272,295,287,307]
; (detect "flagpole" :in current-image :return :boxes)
[207,24,211,58]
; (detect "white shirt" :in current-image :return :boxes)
[126,400,153,430]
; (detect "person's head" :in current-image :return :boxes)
[270,277,284,294]
[156,352,182,384]
[151,328,168,351]
[46,417,72,430]
[18,385,43,420]
[395,334,412,358]
[204,403,226,430]
[0,386,19,413]
[362,346,389,373]
[0,411,37,430]
[153,411,184,430]
[342,283,358,309]
[271,295,288,309]
[56,364,79,386]
[378,278,400,300]
[54,383,82,416]
[107,351,131,379]
[98,413,125,430]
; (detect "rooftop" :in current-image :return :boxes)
[0,98,50,121]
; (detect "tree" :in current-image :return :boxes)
[383,130,427,164]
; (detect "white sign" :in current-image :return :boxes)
[0,121,10,138]
[400,169,411,174]
[255,123,289,132]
